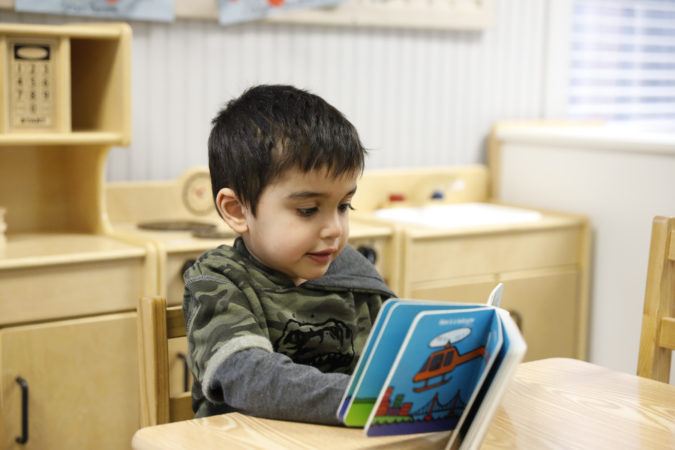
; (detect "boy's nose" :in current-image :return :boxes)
[320,213,343,240]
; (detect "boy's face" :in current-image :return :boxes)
[241,167,358,286]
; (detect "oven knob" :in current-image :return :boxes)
[357,246,377,265]
[181,259,197,277]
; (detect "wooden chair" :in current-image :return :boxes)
[137,296,193,426]
[637,216,675,383]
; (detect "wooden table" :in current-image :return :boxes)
[132,358,675,449]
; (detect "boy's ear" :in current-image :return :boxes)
[215,188,249,234]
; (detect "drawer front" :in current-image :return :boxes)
[499,269,580,361]
[410,275,498,302]
[0,313,140,449]
[0,258,145,326]
[410,269,581,361]
[406,227,581,284]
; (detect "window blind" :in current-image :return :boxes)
[569,0,675,131]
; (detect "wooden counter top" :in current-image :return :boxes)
[0,233,146,269]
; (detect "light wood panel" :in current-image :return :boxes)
[105,168,221,224]
[498,269,579,361]
[638,216,675,382]
[137,296,192,427]
[0,254,145,325]
[403,226,582,285]
[660,318,675,348]
[410,269,580,362]
[133,412,450,450]
[484,358,675,449]
[0,313,140,450]
[0,146,111,234]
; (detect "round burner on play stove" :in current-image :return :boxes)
[137,220,217,232]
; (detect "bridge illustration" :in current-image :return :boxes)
[409,391,467,422]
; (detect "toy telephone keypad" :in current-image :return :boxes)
[182,170,213,216]
[9,41,55,130]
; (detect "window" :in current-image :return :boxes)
[567,0,675,131]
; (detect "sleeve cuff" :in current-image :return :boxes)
[202,335,273,402]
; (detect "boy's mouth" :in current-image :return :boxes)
[306,249,336,264]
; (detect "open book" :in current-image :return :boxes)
[336,284,526,449]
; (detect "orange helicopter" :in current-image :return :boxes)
[412,328,485,393]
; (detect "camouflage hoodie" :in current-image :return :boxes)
[183,237,395,418]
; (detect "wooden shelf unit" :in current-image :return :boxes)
[0,23,149,450]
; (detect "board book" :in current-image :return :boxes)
[336,284,526,449]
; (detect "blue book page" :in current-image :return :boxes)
[341,300,483,427]
[364,308,502,437]
[336,299,400,422]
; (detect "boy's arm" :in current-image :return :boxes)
[207,347,349,425]
[184,273,348,425]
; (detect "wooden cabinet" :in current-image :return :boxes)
[0,314,139,450]
[400,219,589,361]
[411,269,581,361]
[0,23,146,449]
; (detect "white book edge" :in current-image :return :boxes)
[448,308,527,450]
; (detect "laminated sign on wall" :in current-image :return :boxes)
[218,0,343,25]
[15,0,175,22]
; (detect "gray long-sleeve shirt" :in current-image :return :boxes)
[183,238,395,424]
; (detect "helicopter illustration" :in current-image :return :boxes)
[412,327,485,393]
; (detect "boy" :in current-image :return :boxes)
[183,85,395,425]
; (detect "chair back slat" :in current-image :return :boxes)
[659,317,675,350]
[166,306,186,339]
[169,392,194,422]
[138,296,192,427]
[637,216,675,383]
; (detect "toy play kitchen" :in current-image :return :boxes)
[353,166,591,362]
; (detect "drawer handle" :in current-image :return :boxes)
[15,376,29,444]
[177,353,190,393]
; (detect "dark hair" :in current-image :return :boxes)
[208,85,366,216]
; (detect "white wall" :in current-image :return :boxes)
[0,0,551,181]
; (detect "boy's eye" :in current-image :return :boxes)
[297,207,318,217]
[338,203,355,214]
